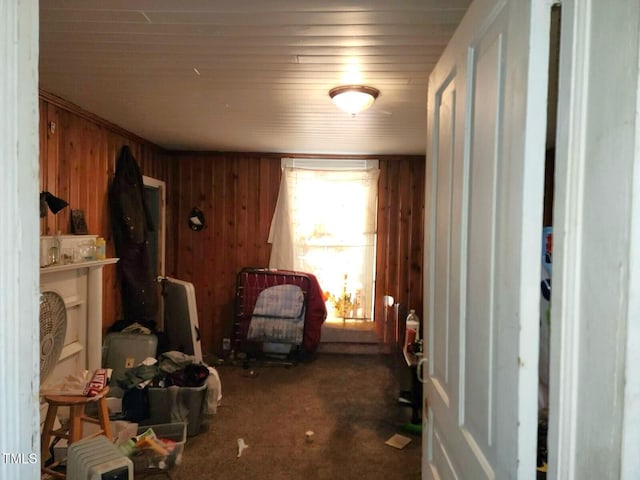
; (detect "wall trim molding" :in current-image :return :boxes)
[39,89,165,151]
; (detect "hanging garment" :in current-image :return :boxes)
[109,145,158,328]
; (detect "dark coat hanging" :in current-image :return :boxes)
[109,145,158,328]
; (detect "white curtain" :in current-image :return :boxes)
[267,172,296,269]
[269,167,379,319]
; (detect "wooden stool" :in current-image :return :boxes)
[41,386,111,477]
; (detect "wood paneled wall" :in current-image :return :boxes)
[166,152,283,355]
[168,152,424,354]
[39,91,424,355]
[375,157,425,343]
[39,92,173,332]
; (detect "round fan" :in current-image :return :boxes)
[40,291,67,384]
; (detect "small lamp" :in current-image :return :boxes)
[40,191,69,218]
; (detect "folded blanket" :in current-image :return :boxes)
[248,284,305,344]
[252,284,304,318]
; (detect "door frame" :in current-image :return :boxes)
[548,0,640,478]
[1,1,40,477]
[143,175,167,331]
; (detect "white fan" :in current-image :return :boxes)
[40,291,67,384]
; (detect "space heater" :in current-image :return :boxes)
[67,435,132,480]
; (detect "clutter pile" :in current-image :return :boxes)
[115,350,222,436]
[114,421,187,471]
[93,275,220,475]
[40,368,112,396]
[99,343,220,474]
[103,272,221,438]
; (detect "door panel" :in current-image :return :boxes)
[424,0,550,478]
[433,426,460,480]
[432,77,456,407]
[463,17,504,456]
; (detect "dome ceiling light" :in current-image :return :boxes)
[329,85,380,115]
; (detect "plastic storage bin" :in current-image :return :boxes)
[143,384,207,437]
[102,332,158,398]
[133,422,187,471]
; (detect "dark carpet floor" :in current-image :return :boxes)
[154,353,422,480]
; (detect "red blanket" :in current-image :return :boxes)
[298,271,327,353]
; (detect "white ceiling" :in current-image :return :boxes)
[39,0,471,155]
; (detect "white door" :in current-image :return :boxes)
[423,0,551,478]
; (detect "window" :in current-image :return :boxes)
[269,159,379,322]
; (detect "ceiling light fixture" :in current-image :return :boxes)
[329,85,380,115]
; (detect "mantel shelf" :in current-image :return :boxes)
[40,258,118,275]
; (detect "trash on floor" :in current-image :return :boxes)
[242,368,258,378]
[400,422,422,435]
[237,438,249,458]
[305,430,314,443]
[385,433,412,449]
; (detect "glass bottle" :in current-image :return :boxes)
[47,231,61,265]
[405,309,420,347]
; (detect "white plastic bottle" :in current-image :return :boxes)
[405,309,420,347]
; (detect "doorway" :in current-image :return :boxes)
[536,5,560,477]
[143,175,166,328]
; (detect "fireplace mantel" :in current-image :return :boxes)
[40,258,118,383]
[40,258,118,275]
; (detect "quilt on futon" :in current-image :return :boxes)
[247,284,305,344]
